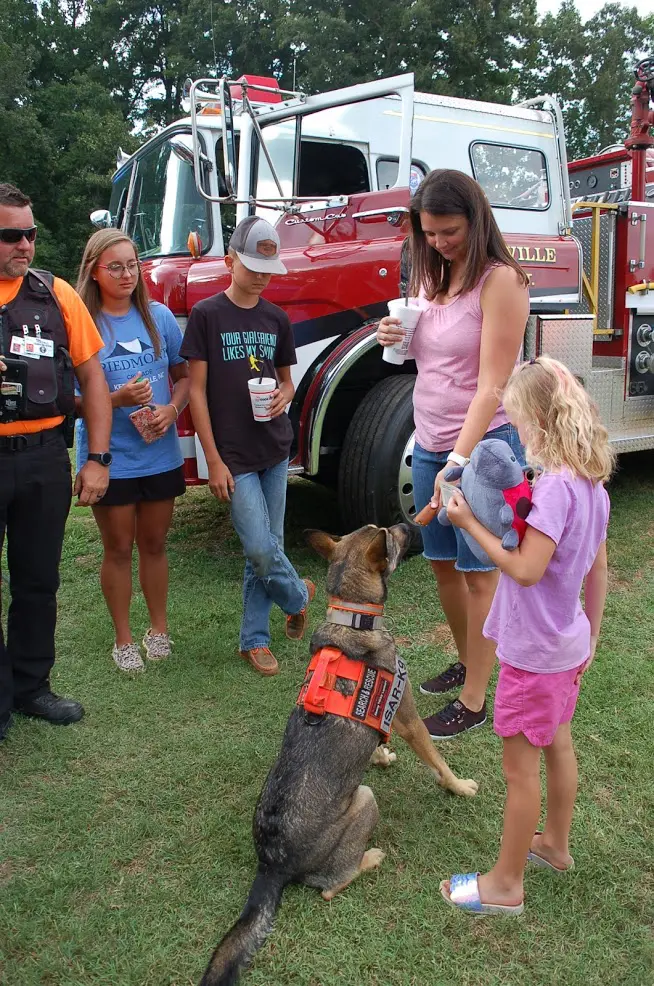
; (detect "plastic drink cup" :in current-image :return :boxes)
[382,299,422,365]
[248,377,276,422]
[440,480,459,507]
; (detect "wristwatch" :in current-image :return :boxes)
[447,451,470,468]
[87,452,113,467]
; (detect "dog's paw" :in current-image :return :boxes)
[362,848,386,871]
[456,778,479,798]
[370,745,397,768]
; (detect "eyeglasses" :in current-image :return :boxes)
[96,261,140,279]
[0,226,38,244]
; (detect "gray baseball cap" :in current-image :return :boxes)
[228,216,287,274]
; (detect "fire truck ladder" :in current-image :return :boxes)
[572,200,620,338]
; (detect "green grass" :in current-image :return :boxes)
[1,455,653,986]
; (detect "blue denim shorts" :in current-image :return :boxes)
[412,423,525,572]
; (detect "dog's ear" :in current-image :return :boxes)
[366,528,389,572]
[366,527,404,574]
[385,527,404,574]
[305,529,340,560]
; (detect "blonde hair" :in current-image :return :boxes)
[76,229,161,357]
[503,356,616,483]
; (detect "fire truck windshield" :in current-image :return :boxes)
[126,134,211,257]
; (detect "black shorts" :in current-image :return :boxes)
[97,465,186,508]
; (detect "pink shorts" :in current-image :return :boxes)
[494,661,586,747]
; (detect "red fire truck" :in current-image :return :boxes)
[92,60,654,535]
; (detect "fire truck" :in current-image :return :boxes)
[92,60,654,536]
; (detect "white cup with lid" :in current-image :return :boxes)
[382,299,422,365]
[248,377,276,422]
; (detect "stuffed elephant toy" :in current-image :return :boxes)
[438,438,532,566]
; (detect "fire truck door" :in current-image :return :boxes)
[235,73,415,224]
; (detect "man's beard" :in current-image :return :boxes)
[0,256,31,278]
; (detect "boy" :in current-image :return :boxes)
[180,216,314,676]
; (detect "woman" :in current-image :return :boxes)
[377,169,529,738]
[76,229,190,672]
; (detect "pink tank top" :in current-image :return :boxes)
[407,266,509,453]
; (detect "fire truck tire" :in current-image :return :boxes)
[338,375,421,549]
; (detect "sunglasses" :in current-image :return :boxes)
[0,226,38,244]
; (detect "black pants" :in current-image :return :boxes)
[0,429,72,723]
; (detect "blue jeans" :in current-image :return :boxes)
[230,458,308,651]
[412,423,525,572]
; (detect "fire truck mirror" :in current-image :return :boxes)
[220,79,237,198]
[90,209,112,229]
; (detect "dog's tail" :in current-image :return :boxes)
[198,867,287,986]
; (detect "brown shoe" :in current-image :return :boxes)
[285,579,316,640]
[239,647,279,676]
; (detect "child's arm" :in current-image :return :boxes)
[581,540,608,671]
[446,491,556,586]
[187,359,235,501]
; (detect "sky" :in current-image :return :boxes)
[537,0,654,17]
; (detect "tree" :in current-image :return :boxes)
[519,0,654,160]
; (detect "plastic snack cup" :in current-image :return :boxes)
[382,299,422,365]
[248,377,277,422]
[440,481,459,507]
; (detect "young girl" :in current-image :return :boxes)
[377,169,529,739]
[76,230,190,672]
[439,357,613,915]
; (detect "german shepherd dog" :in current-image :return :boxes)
[199,524,478,986]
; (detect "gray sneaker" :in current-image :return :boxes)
[112,643,145,672]
[142,630,172,661]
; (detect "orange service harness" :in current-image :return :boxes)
[296,599,408,740]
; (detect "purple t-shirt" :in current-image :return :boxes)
[483,469,610,673]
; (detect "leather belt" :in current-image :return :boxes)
[0,426,64,452]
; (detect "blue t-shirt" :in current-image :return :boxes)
[76,302,186,479]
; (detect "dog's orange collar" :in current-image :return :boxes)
[326,597,385,631]
[296,646,407,740]
[328,596,384,615]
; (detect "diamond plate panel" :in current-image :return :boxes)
[587,367,617,423]
[586,360,654,450]
[537,315,593,381]
[523,315,538,360]
[570,212,615,330]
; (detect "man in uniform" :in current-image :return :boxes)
[0,182,112,743]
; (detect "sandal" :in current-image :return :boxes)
[440,872,524,916]
[528,832,575,873]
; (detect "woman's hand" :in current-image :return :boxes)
[446,489,475,530]
[376,315,405,348]
[149,403,177,438]
[113,374,153,408]
[432,463,460,510]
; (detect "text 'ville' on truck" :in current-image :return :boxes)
[92,63,654,537]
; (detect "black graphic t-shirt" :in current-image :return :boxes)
[180,292,296,475]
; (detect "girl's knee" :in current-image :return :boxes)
[103,542,133,565]
[136,535,167,557]
[465,570,498,598]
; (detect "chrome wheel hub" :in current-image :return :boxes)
[397,430,417,524]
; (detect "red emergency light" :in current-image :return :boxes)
[232,75,282,104]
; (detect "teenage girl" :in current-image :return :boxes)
[440,356,613,914]
[77,230,189,672]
